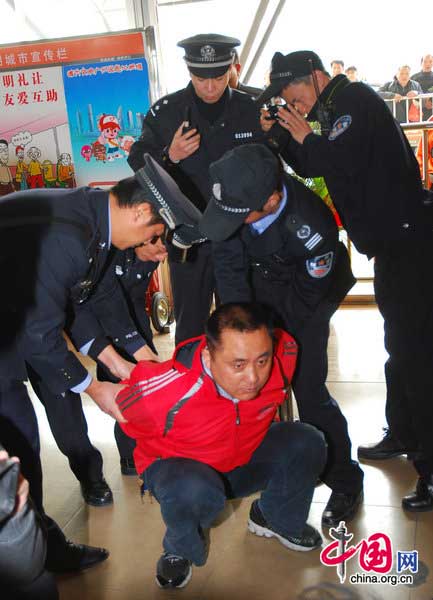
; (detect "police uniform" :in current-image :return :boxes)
[0,156,203,518]
[70,247,160,470]
[200,146,363,509]
[128,34,263,344]
[266,51,433,509]
[0,186,122,513]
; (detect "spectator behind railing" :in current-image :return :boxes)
[330,59,344,78]
[345,66,359,82]
[412,54,433,119]
[378,65,422,123]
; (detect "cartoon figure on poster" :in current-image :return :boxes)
[97,114,123,161]
[62,57,151,186]
[0,139,15,196]
[42,159,57,187]
[57,152,75,187]
[14,145,28,190]
[81,145,92,162]
[27,146,44,189]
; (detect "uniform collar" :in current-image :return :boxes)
[308,74,348,121]
[249,185,287,235]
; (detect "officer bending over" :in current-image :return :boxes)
[258,50,433,511]
[128,33,263,345]
[200,144,364,528]
[70,237,169,477]
[116,303,326,589]
[0,154,201,572]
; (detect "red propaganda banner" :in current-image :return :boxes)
[0,31,145,71]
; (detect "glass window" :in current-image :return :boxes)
[0,0,135,44]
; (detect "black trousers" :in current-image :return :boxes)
[0,379,44,513]
[252,275,363,494]
[27,364,103,483]
[374,241,433,477]
[0,379,90,582]
[169,242,216,345]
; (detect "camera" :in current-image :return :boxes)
[264,104,282,121]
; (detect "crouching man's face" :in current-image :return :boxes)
[202,326,273,401]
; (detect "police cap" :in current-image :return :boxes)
[256,50,325,105]
[199,144,280,242]
[134,154,204,249]
[177,33,240,78]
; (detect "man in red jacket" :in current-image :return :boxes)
[116,302,326,588]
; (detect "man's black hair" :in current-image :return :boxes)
[205,302,274,353]
[331,59,344,68]
[0,139,8,146]
[110,176,165,224]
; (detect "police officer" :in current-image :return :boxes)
[0,154,202,571]
[258,50,433,511]
[70,239,168,476]
[128,33,264,344]
[228,50,264,98]
[200,144,364,528]
[27,245,162,505]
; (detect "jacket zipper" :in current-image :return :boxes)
[234,400,240,425]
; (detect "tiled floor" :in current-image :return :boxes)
[32,307,433,599]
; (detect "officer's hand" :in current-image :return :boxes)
[276,105,313,144]
[133,345,161,363]
[260,108,275,132]
[168,123,200,162]
[394,93,403,102]
[406,91,418,99]
[97,345,135,380]
[86,379,128,423]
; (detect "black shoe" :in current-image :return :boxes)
[46,539,109,572]
[402,476,433,512]
[80,478,113,507]
[248,499,322,551]
[120,458,137,476]
[322,489,363,528]
[357,429,410,460]
[155,553,192,589]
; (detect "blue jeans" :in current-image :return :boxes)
[144,421,326,565]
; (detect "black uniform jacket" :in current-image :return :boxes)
[128,83,263,213]
[70,248,158,360]
[0,187,132,393]
[277,75,431,258]
[213,175,355,331]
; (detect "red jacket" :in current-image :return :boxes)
[116,329,297,475]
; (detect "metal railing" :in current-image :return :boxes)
[384,92,433,124]
[401,120,433,189]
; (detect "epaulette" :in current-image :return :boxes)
[148,89,186,119]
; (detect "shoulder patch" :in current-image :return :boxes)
[306,251,334,278]
[328,115,352,141]
[286,214,323,252]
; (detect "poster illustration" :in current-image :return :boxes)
[0,31,149,193]
[0,65,73,193]
[62,58,150,187]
